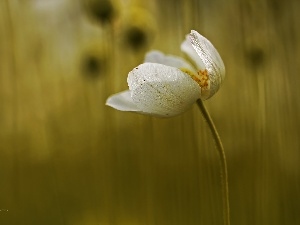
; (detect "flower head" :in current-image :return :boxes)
[106,30,225,117]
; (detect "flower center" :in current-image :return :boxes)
[180,68,210,90]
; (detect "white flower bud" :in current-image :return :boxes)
[106,30,225,117]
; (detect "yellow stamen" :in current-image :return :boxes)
[180,68,209,90]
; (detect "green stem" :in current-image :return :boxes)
[196,99,230,225]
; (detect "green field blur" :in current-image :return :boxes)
[0,0,299,224]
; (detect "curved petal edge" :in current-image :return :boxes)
[106,90,140,112]
[144,50,195,72]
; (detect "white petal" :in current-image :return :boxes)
[144,50,196,72]
[127,63,201,117]
[181,38,206,70]
[106,90,141,112]
[188,30,225,99]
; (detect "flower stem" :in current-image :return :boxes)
[196,99,230,225]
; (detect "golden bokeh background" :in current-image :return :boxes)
[1,0,299,224]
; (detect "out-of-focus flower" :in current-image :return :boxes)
[83,0,116,24]
[106,30,225,117]
[119,7,156,51]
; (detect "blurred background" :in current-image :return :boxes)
[0,0,300,224]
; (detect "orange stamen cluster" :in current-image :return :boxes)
[180,68,209,89]
[197,69,209,89]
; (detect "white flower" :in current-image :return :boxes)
[106,30,225,117]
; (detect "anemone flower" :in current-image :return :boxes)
[106,30,230,225]
[106,30,225,117]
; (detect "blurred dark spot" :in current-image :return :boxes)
[82,54,106,79]
[267,0,280,14]
[245,47,265,68]
[123,26,148,50]
[84,0,115,24]
[267,0,287,21]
